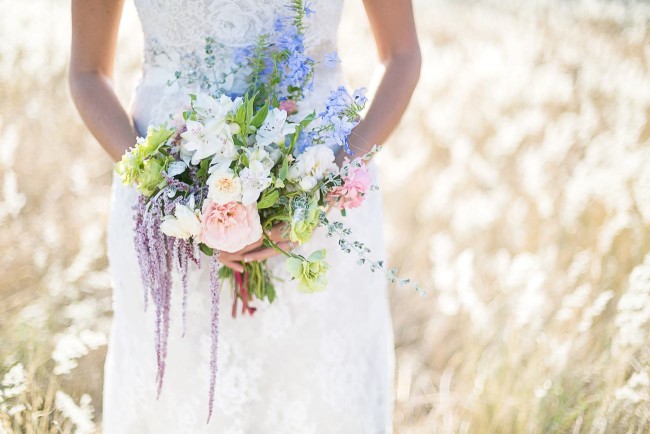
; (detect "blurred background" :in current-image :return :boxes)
[1,0,650,432]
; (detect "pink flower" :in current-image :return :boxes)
[279,99,298,115]
[328,161,372,210]
[200,200,262,253]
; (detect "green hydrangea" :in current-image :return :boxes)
[289,198,320,244]
[286,250,329,293]
[137,157,170,196]
[115,125,174,192]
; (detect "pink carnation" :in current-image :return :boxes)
[200,200,262,253]
[328,161,372,210]
[279,99,298,115]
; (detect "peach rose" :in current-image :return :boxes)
[200,200,262,253]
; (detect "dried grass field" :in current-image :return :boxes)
[1,0,650,432]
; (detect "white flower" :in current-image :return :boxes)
[160,197,202,240]
[288,144,338,190]
[230,96,244,115]
[193,93,234,122]
[181,119,235,165]
[246,146,276,172]
[256,108,297,147]
[299,176,318,191]
[207,165,242,204]
[240,160,272,205]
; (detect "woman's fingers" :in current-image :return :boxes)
[234,239,264,255]
[267,223,290,243]
[219,257,244,273]
[217,235,294,271]
[243,242,294,262]
[218,252,245,273]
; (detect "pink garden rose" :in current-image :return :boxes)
[278,99,298,115]
[200,200,263,253]
[328,161,372,210]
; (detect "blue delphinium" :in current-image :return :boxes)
[323,52,341,67]
[232,46,253,66]
[274,17,314,97]
[316,87,368,155]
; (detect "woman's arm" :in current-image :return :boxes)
[337,0,421,164]
[69,0,138,162]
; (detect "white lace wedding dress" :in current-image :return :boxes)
[102,1,394,433]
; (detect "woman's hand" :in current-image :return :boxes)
[218,223,294,273]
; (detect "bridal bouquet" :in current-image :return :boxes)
[115,1,419,422]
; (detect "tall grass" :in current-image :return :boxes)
[1,0,650,432]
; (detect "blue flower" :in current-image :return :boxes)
[274,16,288,33]
[276,25,304,53]
[233,46,252,65]
[281,52,313,89]
[323,52,341,67]
[352,88,368,107]
[304,3,315,17]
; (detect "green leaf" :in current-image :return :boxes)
[197,159,210,180]
[199,243,214,256]
[234,136,246,148]
[279,157,289,181]
[267,284,276,303]
[235,97,248,125]
[308,249,327,262]
[250,103,269,129]
[246,96,255,124]
[257,189,280,209]
[299,111,316,128]
[218,265,232,279]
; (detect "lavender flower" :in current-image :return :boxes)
[206,254,221,423]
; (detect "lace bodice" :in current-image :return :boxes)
[134,0,342,53]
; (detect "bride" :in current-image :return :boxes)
[69,0,420,432]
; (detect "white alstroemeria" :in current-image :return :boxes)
[245,146,276,172]
[209,130,239,167]
[256,108,297,147]
[193,93,234,123]
[266,143,283,165]
[160,197,202,240]
[288,144,338,190]
[239,160,272,205]
[207,165,242,204]
[181,119,235,165]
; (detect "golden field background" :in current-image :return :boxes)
[2,0,650,432]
